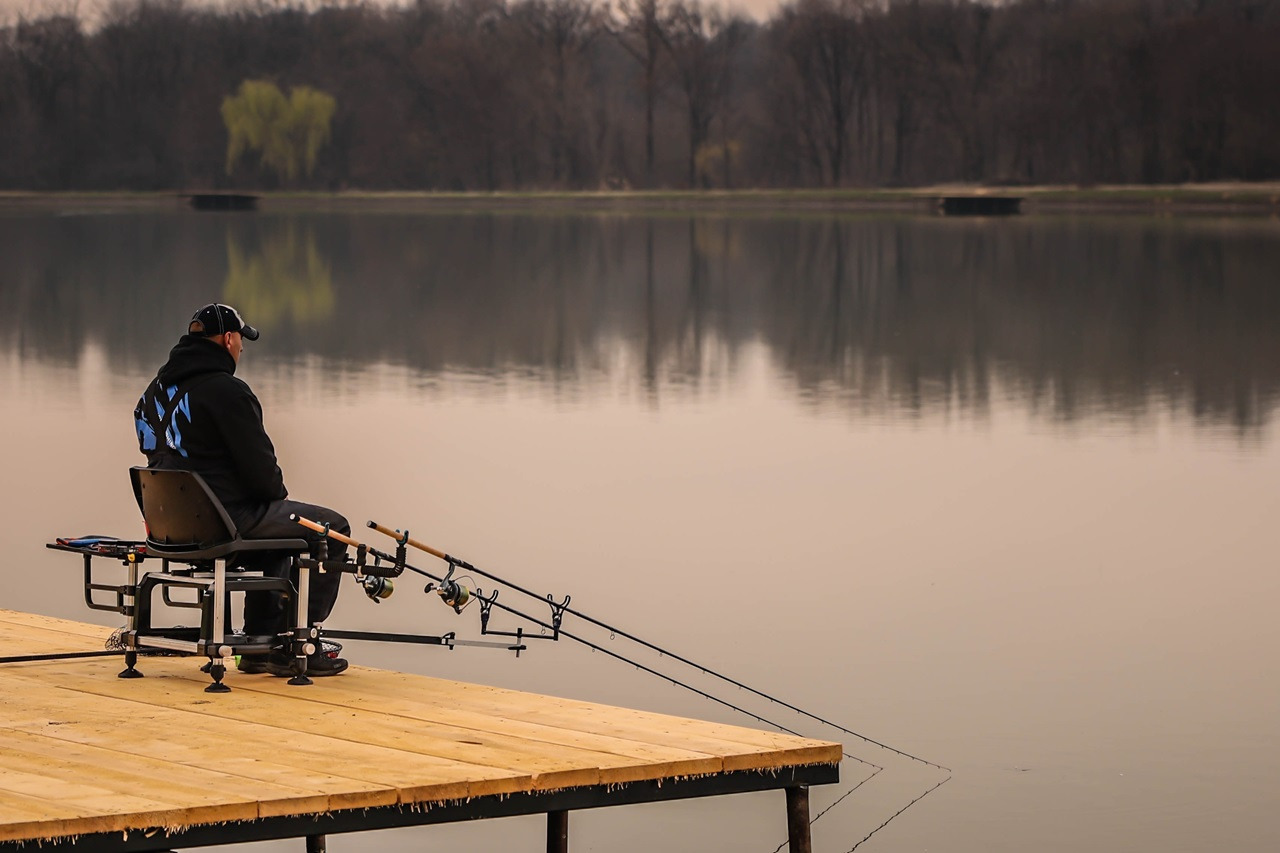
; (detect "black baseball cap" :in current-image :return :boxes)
[188,303,260,341]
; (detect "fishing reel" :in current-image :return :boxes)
[352,542,401,604]
[426,565,473,613]
[360,574,394,603]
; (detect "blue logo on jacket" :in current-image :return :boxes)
[135,383,191,458]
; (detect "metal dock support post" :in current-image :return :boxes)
[547,810,569,853]
[786,785,811,853]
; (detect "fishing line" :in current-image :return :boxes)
[769,766,883,853]
[554,624,880,770]
[362,520,951,773]
[846,774,951,852]
[550,602,950,772]
[347,540,885,769]
[304,519,953,848]
[324,528,883,769]
[555,609,953,850]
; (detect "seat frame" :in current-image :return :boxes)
[126,466,317,691]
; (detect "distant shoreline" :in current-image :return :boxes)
[2,184,1278,215]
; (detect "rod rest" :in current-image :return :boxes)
[298,556,399,578]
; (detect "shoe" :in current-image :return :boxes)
[238,640,347,676]
[236,654,272,674]
[263,650,349,677]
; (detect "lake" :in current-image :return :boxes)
[1,204,1278,852]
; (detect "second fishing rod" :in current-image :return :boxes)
[305,515,951,850]
[358,518,948,773]
[295,514,875,755]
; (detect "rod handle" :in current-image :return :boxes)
[291,514,361,548]
[367,521,448,561]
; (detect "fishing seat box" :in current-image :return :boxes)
[126,466,313,690]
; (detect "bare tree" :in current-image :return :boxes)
[519,0,602,184]
[4,0,1280,190]
[660,0,744,187]
[6,9,86,185]
[611,0,669,186]
[773,0,862,186]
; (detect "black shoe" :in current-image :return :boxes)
[236,654,272,674]
[264,650,349,678]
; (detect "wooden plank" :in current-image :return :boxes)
[335,671,841,765]
[0,672,525,807]
[0,789,99,843]
[228,672,814,783]
[0,768,248,838]
[33,657,730,771]
[0,789,247,844]
[0,729,298,814]
[0,610,115,643]
[216,664,841,773]
[0,623,111,660]
[55,658,731,772]
[230,677,730,782]
[0,610,837,763]
[32,663,628,790]
[0,684,519,800]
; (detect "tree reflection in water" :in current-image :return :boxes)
[0,209,1276,433]
[223,222,334,330]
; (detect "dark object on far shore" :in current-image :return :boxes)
[936,194,1024,216]
[188,193,259,211]
[939,195,1022,216]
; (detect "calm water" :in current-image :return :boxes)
[2,206,1278,853]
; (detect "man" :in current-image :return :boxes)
[134,303,348,676]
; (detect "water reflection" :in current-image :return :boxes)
[1,209,1277,433]
[223,222,334,327]
[3,206,1279,853]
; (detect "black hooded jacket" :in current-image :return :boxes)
[134,335,286,528]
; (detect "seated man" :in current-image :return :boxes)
[134,303,348,676]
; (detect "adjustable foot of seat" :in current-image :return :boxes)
[118,650,143,679]
[287,656,312,686]
[205,660,231,693]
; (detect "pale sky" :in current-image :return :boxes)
[0,0,785,26]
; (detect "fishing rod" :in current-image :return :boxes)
[356,520,957,851]
[295,516,948,775]
[294,515,877,759]
[303,515,950,848]
[362,519,950,774]
[288,515,528,654]
[0,650,126,664]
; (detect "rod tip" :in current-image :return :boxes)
[366,520,376,529]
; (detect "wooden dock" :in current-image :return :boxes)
[0,610,840,851]
[938,195,1022,215]
[186,193,258,211]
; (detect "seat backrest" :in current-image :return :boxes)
[130,467,238,548]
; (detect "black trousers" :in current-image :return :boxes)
[237,499,349,637]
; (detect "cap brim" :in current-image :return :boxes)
[240,324,260,341]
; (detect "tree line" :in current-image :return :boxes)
[3,0,1278,191]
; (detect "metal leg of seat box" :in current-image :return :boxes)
[288,555,314,686]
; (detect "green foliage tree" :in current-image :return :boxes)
[221,80,336,183]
